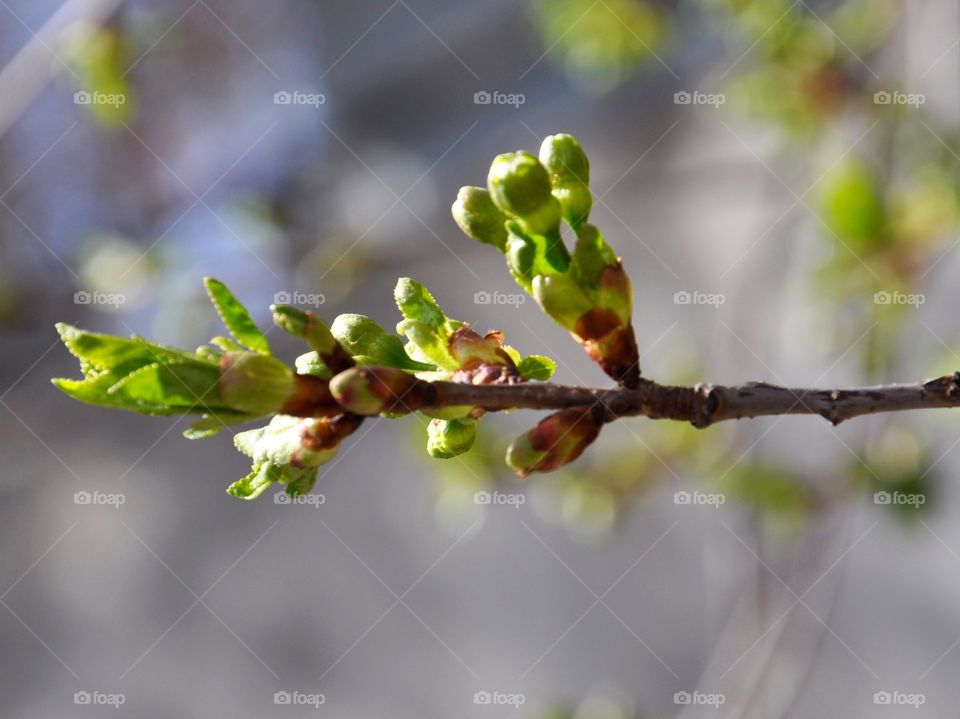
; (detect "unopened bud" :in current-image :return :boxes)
[539,133,592,226]
[505,407,605,477]
[273,304,354,373]
[487,151,562,237]
[329,366,434,415]
[219,352,296,416]
[426,417,477,459]
[451,186,508,251]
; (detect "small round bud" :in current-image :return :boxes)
[218,352,297,416]
[426,417,477,459]
[451,186,508,251]
[487,151,562,236]
[539,133,592,226]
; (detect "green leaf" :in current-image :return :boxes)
[331,313,435,371]
[204,277,271,355]
[107,360,224,411]
[517,355,557,381]
[227,464,277,500]
[396,319,459,371]
[394,277,447,330]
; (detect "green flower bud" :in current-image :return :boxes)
[426,417,477,459]
[539,134,592,226]
[329,366,431,416]
[505,407,604,477]
[506,230,537,291]
[451,186,508,252]
[487,151,562,237]
[218,352,296,416]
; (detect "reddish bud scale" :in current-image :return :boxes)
[299,413,364,451]
[279,374,342,417]
[573,309,640,389]
[448,327,521,385]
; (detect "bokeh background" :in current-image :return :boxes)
[3,0,960,716]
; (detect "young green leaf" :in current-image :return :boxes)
[331,313,435,371]
[517,355,557,381]
[394,277,447,330]
[204,277,271,355]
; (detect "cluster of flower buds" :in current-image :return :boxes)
[452,133,640,388]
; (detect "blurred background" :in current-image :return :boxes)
[2,0,960,716]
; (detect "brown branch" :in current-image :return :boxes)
[287,370,960,427]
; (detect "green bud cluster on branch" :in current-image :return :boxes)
[52,133,959,502]
[452,133,639,389]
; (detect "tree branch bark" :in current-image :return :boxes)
[420,372,960,427]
